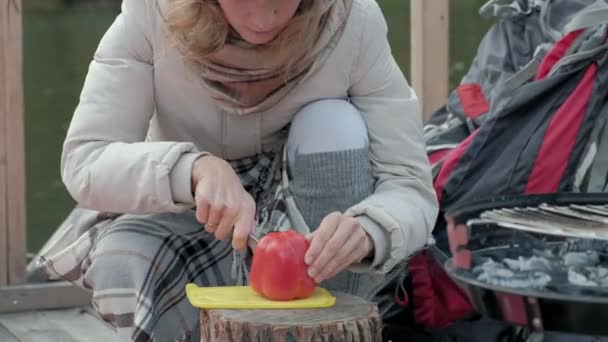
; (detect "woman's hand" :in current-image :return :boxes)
[192,155,256,250]
[304,212,374,283]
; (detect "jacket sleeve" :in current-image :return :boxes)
[61,0,205,214]
[345,0,439,274]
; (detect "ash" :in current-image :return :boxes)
[472,239,608,291]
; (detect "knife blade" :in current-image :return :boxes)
[247,233,259,252]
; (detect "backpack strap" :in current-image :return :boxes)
[499,48,547,95]
[535,21,608,80]
[549,32,608,77]
[539,0,564,42]
[536,29,586,80]
[584,104,608,192]
[565,0,608,32]
[573,118,603,191]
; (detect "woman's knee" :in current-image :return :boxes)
[287,99,368,166]
[83,218,164,297]
[83,212,225,295]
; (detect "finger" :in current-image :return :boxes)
[214,207,239,241]
[196,200,211,225]
[305,212,341,266]
[194,181,214,224]
[308,217,358,281]
[314,226,367,283]
[308,216,355,281]
[232,197,256,250]
[207,204,225,230]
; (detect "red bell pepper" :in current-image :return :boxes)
[249,230,316,301]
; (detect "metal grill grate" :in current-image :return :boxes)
[478,204,608,240]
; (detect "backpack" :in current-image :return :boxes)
[426,0,597,178]
[404,0,608,331]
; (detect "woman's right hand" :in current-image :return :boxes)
[191,155,256,250]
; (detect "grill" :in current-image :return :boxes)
[443,193,608,337]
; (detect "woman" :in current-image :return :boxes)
[39,0,438,340]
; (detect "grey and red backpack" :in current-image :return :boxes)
[401,0,608,332]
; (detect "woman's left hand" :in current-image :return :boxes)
[304,212,374,283]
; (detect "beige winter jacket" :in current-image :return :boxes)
[61,0,439,274]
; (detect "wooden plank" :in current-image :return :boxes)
[0,282,92,314]
[0,0,27,286]
[0,0,10,287]
[3,0,27,286]
[0,322,19,342]
[411,0,450,121]
[0,308,119,342]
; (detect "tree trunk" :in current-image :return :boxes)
[199,292,382,342]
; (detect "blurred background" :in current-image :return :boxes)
[23,0,492,253]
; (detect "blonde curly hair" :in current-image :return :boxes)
[164,0,324,67]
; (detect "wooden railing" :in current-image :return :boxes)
[411,0,449,120]
[0,0,450,311]
[1,0,27,287]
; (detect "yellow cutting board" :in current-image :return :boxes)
[185,283,336,309]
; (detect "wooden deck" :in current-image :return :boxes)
[0,307,119,342]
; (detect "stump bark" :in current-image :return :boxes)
[199,292,382,342]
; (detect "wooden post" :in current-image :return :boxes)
[0,0,27,285]
[411,0,450,121]
[199,292,382,342]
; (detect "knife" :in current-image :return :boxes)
[247,233,259,252]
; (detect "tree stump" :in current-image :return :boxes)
[199,292,382,342]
